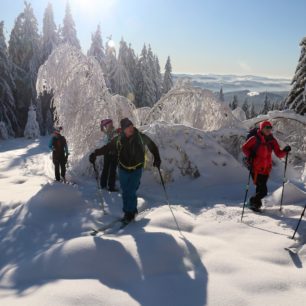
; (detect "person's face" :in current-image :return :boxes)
[124,125,134,138]
[262,126,272,136]
[106,122,113,131]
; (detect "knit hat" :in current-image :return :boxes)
[120,118,133,130]
[100,119,113,129]
[53,127,62,134]
[259,121,272,131]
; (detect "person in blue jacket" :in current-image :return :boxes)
[49,127,69,181]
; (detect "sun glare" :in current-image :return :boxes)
[71,0,117,18]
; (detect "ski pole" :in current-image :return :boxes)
[157,167,183,236]
[92,162,106,213]
[291,203,306,239]
[241,163,253,222]
[280,153,289,211]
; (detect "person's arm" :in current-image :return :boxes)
[141,133,161,167]
[242,136,257,158]
[63,137,69,156]
[94,137,117,156]
[272,139,288,159]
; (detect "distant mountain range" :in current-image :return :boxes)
[173,73,291,93]
[173,73,291,111]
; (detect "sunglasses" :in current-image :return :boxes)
[264,126,273,130]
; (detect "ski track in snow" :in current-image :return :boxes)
[0,137,306,306]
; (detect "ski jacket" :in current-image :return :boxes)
[94,128,160,171]
[242,129,286,176]
[49,135,69,161]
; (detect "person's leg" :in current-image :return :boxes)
[119,168,130,213]
[53,159,60,181]
[108,155,118,190]
[125,168,143,216]
[60,157,66,180]
[255,174,268,203]
[100,154,110,189]
[250,174,268,209]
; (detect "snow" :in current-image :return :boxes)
[247,91,260,97]
[24,105,40,139]
[232,106,247,121]
[1,129,306,305]
[144,83,241,131]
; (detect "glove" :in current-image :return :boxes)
[153,158,161,168]
[283,145,291,153]
[89,153,96,164]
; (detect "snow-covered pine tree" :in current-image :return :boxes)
[219,87,224,102]
[153,54,162,102]
[0,21,18,136]
[62,3,81,49]
[126,43,138,96]
[262,93,271,114]
[147,45,161,103]
[8,1,41,133]
[135,44,156,107]
[112,38,133,97]
[231,95,238,110]
[249,104,257,118]
[163,56,173,94]
[105,36,118,93]
[286,37,306,114]
[87,25,109,87]
[241,98,249,118]
[24,103,40,139]
[42,3,58,64]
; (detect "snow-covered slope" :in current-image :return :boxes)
[0,136,306,306]
[134,107,151,126]
[144,84,240,131]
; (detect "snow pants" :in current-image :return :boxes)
[100,154,118,189]
[119,167,142,214]
[250,173,269,207]
[53,157,67,181]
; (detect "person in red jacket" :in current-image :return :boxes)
[242,121,291,212]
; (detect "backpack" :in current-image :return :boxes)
[243,127,261,170]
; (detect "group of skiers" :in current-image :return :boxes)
[49,117,291,223]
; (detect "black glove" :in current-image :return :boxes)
[89,153,96,164]
[153,158,161,168]
[283,145,291,153]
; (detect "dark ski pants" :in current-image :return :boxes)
[100,154,118,189]
[53,158,66,181]
[119,167,142,214]
[250,173,269,207]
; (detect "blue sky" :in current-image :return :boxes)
[1,0,306,77]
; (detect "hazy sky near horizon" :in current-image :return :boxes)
[1,0,306,78]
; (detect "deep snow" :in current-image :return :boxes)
[0,135,306,306]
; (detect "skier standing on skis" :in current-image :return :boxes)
[242,121,291,212]
[100,119,120,192]
[49,127,69,182]
[89,118,161,223]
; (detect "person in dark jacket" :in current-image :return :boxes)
[100,119,120,192]
[89,118,161,223]
[49,127,69,182]
[242,121,291,212]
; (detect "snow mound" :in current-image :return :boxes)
[134,107,151,125]
[232,106,247,121]
[141,122,246,184]
[144,84,240,131]
[36,44,137,174]
[265,182,306,207]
